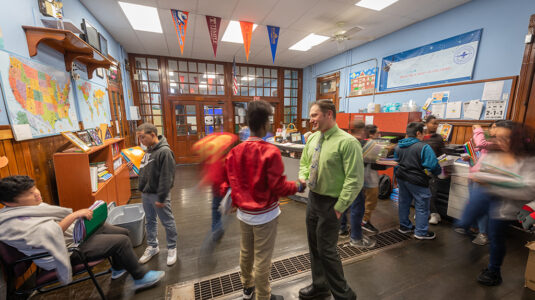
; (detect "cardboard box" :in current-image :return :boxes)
[525,241,535,291]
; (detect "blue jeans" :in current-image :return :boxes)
[212,195,223,232]
[397,179,431,236]
[142,192,178,249]
[467,181,489,234]
[340,190,365,240]
[455,185,507,272]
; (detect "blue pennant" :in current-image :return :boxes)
[267,25,280,63]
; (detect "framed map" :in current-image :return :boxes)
[0,50,79,140]
[74,78,111,129]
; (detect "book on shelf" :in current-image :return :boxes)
[437,123,453,141]
[89,166,98,192]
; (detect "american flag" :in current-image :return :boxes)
[232,57,238,95]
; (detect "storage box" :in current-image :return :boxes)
[108,202,145,247]
[525,241,535,291]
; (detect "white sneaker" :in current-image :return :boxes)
[167,248,177,266]
[139,246,159,264]
[429,213,441,225]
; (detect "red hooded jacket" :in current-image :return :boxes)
[222,137,297,215]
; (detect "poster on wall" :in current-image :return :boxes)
[484,100,506,120]
[348,67,377,96]
[379,29,482,91]
[75,78,111,129]
[0,80,10,125]
[0,50,79,140]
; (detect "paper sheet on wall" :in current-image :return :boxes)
[484,100,506,120]
[463,100,483,120]
[482,81,504,100]
[445,101,462,119]
[365,115,374,125]
[129,106,140,120]
[422,97,433,111]
[430,103,446,119]
[431,91,450,103]
[12,124,33,141]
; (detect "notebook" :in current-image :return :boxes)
[121,146,145,175]
[73,200,108,244]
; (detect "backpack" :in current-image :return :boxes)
[378,175,392,200]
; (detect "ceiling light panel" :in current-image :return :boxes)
[222,20,258,43]
[289,33,330,51]
[355,0,398,11]
[119,2,163,33]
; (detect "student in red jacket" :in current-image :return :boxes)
[222,100,305,300]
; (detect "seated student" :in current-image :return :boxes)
[0,175,164,290]
[395,122,441,240]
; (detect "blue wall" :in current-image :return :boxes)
[302,0,535,118]
[0,0,133,125]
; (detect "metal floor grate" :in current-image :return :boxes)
[191,229,411,300]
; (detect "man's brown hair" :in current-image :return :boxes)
[312,100,336,120]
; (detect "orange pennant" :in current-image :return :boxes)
[239,21,253,61]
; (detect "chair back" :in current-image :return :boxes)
[0,241,33,278]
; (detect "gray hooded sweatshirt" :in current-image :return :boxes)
[138,135,176,202]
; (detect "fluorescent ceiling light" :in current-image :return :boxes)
[355,0,398,11]
[203,74,216,79]
[199,84,208,88]
[119,2,163,33]
[170,82,177,87]
[289,33,330,51]
[241,76,255,81]
[222,21,258,43]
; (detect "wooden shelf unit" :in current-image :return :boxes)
[53,138,130,211]
[22,26,113,79]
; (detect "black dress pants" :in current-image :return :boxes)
[306,191,356,300]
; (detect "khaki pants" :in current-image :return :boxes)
[363,187,379,223]
[239,217,278,300]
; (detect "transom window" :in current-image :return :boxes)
[168,60,225,95]
[236,66,278,97]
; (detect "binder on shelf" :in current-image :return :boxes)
[73,200,107,243]
[89,166,98,192]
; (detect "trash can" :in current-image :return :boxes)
[107,202,145,247]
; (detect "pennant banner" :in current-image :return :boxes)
[267,25,280,63]
[205,16,221,58]
[171,9,189,54]
[239,21,253,61]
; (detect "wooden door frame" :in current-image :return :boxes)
[316,72,340,111]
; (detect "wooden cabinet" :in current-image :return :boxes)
[337,112,421,134]
[53,138,131,211]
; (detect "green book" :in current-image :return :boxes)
[74,200,108,243]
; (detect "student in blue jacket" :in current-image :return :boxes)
[394,122,441,240]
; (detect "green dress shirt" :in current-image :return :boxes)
[299,125,364,212]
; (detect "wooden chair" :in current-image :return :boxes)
[0,241,110,299]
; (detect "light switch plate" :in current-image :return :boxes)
[525,34,533,44]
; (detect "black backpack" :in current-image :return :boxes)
[378,175,392,200]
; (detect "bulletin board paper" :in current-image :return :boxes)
[445,101,462,119]
[482,81,504,101]
[463,100,484,120]
[430,103,446,119]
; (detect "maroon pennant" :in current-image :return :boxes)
[205,16,222,57]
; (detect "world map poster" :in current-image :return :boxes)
[75,78,111,129]
[0,51,79,139]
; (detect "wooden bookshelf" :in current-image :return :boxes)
[53,138,130,210]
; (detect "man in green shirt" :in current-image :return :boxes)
[298,100,364,300]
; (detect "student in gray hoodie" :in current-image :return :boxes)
[134,123,178,266]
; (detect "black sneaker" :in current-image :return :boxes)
[477,268,502,286]
[361,222,379,234]
[398,225,414,234]
[414,231,436,240]
[243,286,255,300]
[339,228,350,237]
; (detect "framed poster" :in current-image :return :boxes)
[61,131,90,152]
[379,29,482,91]
[86,128,103,145]
[76,130,93,146]
[348,67,377,96]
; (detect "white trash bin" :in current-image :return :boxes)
[107,202,145,247]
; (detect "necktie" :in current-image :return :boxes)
[308,134,324,190]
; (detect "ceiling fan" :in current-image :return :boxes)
[327,22,371,51]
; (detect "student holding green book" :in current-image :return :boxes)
[0,176,165,290]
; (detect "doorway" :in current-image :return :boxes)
[172,101,226,163]
[316,72,340,111]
